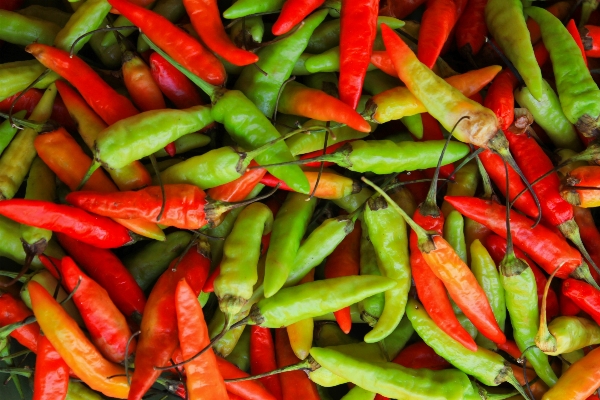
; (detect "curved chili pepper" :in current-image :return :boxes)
[33,335,69,400]
[0,293,39,352]
[29,281,129,399]
[560,286,582,316]
[286,270,315,360]
[148,52,204,109]
[122,50,166,112]
[455,0,487,55]
[56,233,146,320]
[483,70,518,131]
[0,200,133,248]
[207,162,266,203]
[250,326,283,400]
[392,341,451,370]
[129,243,210,400]
[542,343,600,399]
[260,171,361,200]
[184,0,257,66]
[108,0,225,85]
[324,220,361,334]
[339,0,378,109]
[217,356,277,400]
[54,0,113,55]
[562,278,600,326]
[272,0,324,36]
[275,329,319,400]
[417,0,457,69]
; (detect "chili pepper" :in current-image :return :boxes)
[338,0,378,109]
[417,0,457,69]
[107,0,224,85]
[264,193,316,298]
[33,335,69,400]
[443,211,468,263]
[566,19,588,68]
[562,166,600,207]
[0,9,60,46]
[537,315,600,356]
[515,80,582,151]
[260,170,360,200]
[271,0,322,35]
[88,26,123,69]
[0,215,49,269]
[0,90,75,131]
[121,50,166,113]
[560,285,582,316]
[309,346,481,399]
[0,84,56,201]
[379,0,427,19]
[483,70,518,131]
[55,80,152,191]
[29,281,129,398]
[215,203,273,325]
[53,0,112,54]
[582,24,600,58]
[153,133,210,158]
[486,0,543,100]
[562,278,600,326]
[250,326,283,399]
[0,199,133,248]
[123,230,192,291]
[217,356,277,400]
[441,160,479,217]
[446,196,592,281]
[228,13,264,49]
[574,206,600,274]
[525,0,570,45]
[541,344,600,399]
[299,142,349,167]
[392,341,451,370]
[333,187,374,214]
[0,60,58,101]
[129,242,210,400]
[286,270,315,361]
[17,5,71,27]
[528,7,600,138]
[275,328,319,400]
[65,381,104,400]
[176,279,229,399]
[223,0,284,19]
[0,293,39,352]
[235,10,327,118]
[207,163,266,203]
[56,233,146,320]
[362,193,411,343]
[357,220,385,326]
[148,52,204,109]
[455,0,487,56]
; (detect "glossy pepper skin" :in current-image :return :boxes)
[128,243,210,400]
[455,0,488,55]
[417,0,457,69]
[29,281,129,399]
[148,52,204,109]
[250,326,283,399]
[276,329,319,400]
[562,279,600,326]
[538,316,600,356]
[528,6,600,138]
[0,293,40,352]
[0,200,133,249]
[485,0,543,100]
[542,345,600,400]
[33,335,69,400]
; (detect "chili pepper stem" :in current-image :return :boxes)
[0,113,55,132]
[361,176,435,253]
[69,26,139,58]
[0,350,31,362]
[487,130,542,227]
[0,368,32,378]
[6,238,48,288]
[0,316,37,340]
[559,219,600,279]
[205,184,281,227]
[76,161,101,191]
[224,356,318,383]
[505,372,532,400]
[535,267,561,354]
[476,155,495,199]
[0,270,35,283]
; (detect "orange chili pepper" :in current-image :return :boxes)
[260,170,360,200]
[542,345,600,399]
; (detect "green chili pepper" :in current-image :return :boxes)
[20,157,56,257]
[123,231,192,291]
[53,0,112,54]
[0,10,61,46]
[443,211,467,263]
[526,6,600,137]
[485,0,543,99]
[66,381,104,400]
[499,255,558,387]
[309,347,480,400]
[0,215,44,268]
[223,0,284,19]
[362,70,401,97]
[514,79,582,151]
[225,325,251,372]
[215,202,274,320]
[291,53,314,76]
[363,195,410,343]
[137,0,187,52]
[580,0,600,28]
[209,307,250,357]
[357,219,385,326]
[536,316,600,356]
[229,15,264,46]
[264,193,316,298]
[18,6,72,28]
[315,323,358,347]
[406,298,526,394]
[0,84,56,200]
[302,72,338,95]
[471,239,506,350]
[0,60,58,101]
[400,114,424,140]
[305,47,378,74]
[234,9,328,118]
[88,25,122,69]
[153,133,210,158]
[380,314,415,360]
[333,188,374,213]
[0,111,26,155]
[441,159,479,216]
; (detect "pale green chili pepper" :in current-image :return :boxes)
[443,210,467,263]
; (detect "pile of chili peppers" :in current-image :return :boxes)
[5,0,600,399]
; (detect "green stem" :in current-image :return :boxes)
[0,368,32,378]
[76,161,101,191]
[225,357,315,383]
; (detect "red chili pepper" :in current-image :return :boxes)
[583,25,600,58]
[250,326,283,400]
[272,0,325,35]
[562,278,600,326]
[370,50,397,76]
[216,356,277,400]
[483,234,559,321]
[108,0,225,85]
[455,0,488,55]
[417,0,457,68]
[323,220,361,333]
[66,184,214,230]
[0,293,40,352]
[566,19,588,67]
[411,207,478,351]
[202,265,219,293]
[574,207,600,282]
[392,341,452,370]
[559,285,582,316]
[207,161,266,203]
[497,340,523,362]
[483,70,518,131]
[149,52,205,109]
[33,335,69,400]
[56,233,147,320]
[339,0,379,109]
[445,196,584,279]
[0,90,76,131]
[0,199,133,248]
[379,0,427,19]
[275,328,319,400]
[260,170,359,199]
[299,142,349,167]
[26,43,139,126]
[128,243,210,400]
